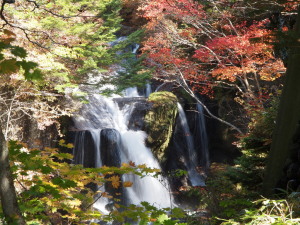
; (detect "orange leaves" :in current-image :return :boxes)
[259,59,285,81]
[212,67,240,82]
[140,0,288,108]
[193,19,285,83]
[107,175,120,189]
[139,0,205,21]
[123,181,133,187]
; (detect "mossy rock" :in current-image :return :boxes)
[145,91,178,162]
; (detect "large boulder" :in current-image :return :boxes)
[144,91,178,162]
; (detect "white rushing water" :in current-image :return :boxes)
[177,103,205,186]
[72,36,210,217]
[196,103,209,170]
[73,93,173,213]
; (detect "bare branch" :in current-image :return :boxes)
[173,64,244,134]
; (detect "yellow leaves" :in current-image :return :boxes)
[58,139,74,148]
[137,164,147,169]
[259,60,285,81]
[123,181,133,187]
[121,162,130,168]
[212,66,240,82]
[102,192,113,199]
[107,175,120,189]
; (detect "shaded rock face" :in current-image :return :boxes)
[100,128,122,167]
[128,102,151,131]
[22,116,59,149]
[83,131,97,167]
[100,128,123,201]
[144,92,178,162]
[114,97,151,131]
[75,130,97,168]
[164,115,190,188]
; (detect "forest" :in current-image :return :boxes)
[0,0,300,224]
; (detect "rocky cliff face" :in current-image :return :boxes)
[144,92,178,163]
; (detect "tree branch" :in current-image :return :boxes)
[173,64,244,134]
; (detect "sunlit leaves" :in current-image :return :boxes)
[140,0,290,113]
[8,140,168,224]
[0,59,19,74]
[123,181,133,187]
[107,175,121,189]
[58,139,74,149]
[0,31,43,80]
[105,201,187,225]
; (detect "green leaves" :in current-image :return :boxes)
[8,141,181,224]
[0,59,18,74]
[10,46,27,58]
[106,201,187,225]
[52,177,77,188]
[0,41,43,80]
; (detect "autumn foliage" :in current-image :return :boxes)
[139,0,293,113]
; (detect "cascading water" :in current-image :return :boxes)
[177,103,206,186]
[72,94,173,213]
[71,36,210,218]
[195,103,209,170]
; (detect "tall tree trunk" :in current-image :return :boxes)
[262,5,300,196]
[0,128,25,224]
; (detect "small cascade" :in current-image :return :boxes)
[121,131,172,207]
[196,103,209,170]
[124,87,139,97]
[71,35,211,218]
[177,103,205,186]
[72,94,173,213]
[73,130,100,168]
[145,83,152,97]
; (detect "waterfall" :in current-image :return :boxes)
[72,94,173,213]
[145,83,152,97]
[196,103,209,170]
[177,103,205,186]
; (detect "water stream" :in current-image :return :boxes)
[72,94,173,213]
[177,103,206,186]
[71,37,209,216]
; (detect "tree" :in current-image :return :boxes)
[139,0,288,132]
[0,32,41,224]
[0,0,143,222]
[263,4,300,196]
[0,130,25,225]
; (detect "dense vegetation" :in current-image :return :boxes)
[0,0,299,224]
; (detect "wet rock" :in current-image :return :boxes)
[100,128,122,167]
[145,91,178,162]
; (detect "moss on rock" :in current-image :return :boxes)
[145,91,178,162]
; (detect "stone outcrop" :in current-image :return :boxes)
[144,91,178,162]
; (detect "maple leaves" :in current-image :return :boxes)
[139,0,293,117]
[10,140,162,224]
[140,0,205,21]
[193,19,286,84]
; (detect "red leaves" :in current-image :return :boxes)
[140,0,289,105]
[139,0,205,21]
[193,19,285,82]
